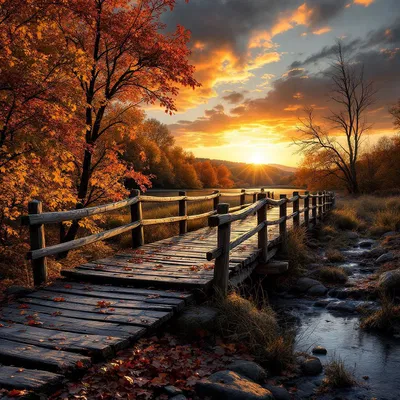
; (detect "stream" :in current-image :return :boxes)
[272,240,400,400]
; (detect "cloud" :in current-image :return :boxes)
[353,0,375,6]
[312,26,331,35]
[222,92,245,104]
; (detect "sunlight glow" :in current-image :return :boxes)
[250,152,265,165]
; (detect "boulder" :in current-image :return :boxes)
[227,360,267,383]
[170,396,186,400]
[345,231,359,240]
[312,346,327,355]
[379,269,400,293]
[296,278,323,293]
[359,240,374,248]
[164,385,183,396]
[301,357,323,376]
[307,284,328,296]
[326,300,357,313]
[195,371,273,400]
[314,299,331,308]
[376,252,395,264]
[365,247,385,259]
[175,306,218,336]
[262,384,290,400]
[382,231,398,238]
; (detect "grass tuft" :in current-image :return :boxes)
[325,249,345,263]
[214,293,294,374]
[361,296,400,332]
[318,266,348,284]
[331,208,359,231]
[286,227,310,273]
[324,356,356,388]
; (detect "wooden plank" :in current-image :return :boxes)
[0,365,63,391]
[3,303,171,328]
[47,282,193,301]
[0,323,126,358]
[0,338,91,373]
[0,311,144,339]
[61,269,213,289]
[26,290,178,312]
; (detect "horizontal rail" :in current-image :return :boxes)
[286,211,299,219]
[207,221,266,261]
[287,195,299,203]
[28,221,140,260]
[229,202,253,212]
[266,198,287,206]
[209,199,268,227]
[187,210,216,220]
[265,216,286,226]
[22,197,140,226]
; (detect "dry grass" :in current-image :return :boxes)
[325,248,345,263]
[331,208,360,231]
[318,266,348,284]
[214,293,294,374]
[286,227,311,273]
[361,296,400,332]
[324,356,355,388]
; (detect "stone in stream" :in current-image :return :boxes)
[307,284,328,296]
[345,231,359,240]
[379,269,400,293]
[359,240,374,248]
[227,360,267,383]
[295,278,327,295]
[170,396,187,400]
[262,384,291,400]
[312,346,327,355]
[164,385,183,396]
[376,252,395,264]
[365,247,385,259]
[300,357,323,376]
[195,371,273,400]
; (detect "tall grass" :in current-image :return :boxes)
[324,356,355,388]
[286,227,310,273]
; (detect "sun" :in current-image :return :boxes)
[250,152,264,165]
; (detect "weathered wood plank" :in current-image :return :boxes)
[0,323,125,358]
[0,365,63,391]
[0,338,91,373]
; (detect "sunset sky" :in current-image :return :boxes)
[147,0,400,167]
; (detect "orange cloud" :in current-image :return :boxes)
[312,27,331,35]
[353,0,375,6]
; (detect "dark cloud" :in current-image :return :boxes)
[222,92,245,104]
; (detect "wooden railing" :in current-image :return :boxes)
[22,188,274,286]
[207,190,335,295]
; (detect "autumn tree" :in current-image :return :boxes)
[57,0,199,242]
[295,42,375,194]
[195,160,218,188]
[216,164,234,188]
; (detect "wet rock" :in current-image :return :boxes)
[345,231,359,240]
[170,396,186,400]
[314,299,331,308]
[379,269,400,293]
[382,231,397,238]
[376,252,395,264]
[175,306,218,336]
[359,240,374,248]
[307,284,328,296]
[195,371,273,400]
[296,278,324,293]
[227,360,267,383]
[365,247,385,259]
[312,346,327,355]
[164,385,183,396]
[262,384,290,400]
[326,300,357,313]
[301,357,323,376]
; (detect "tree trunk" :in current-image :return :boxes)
[78,149,92,201]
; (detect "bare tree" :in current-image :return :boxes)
[296,42,375,194]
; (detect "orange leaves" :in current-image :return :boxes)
[7,389,26,397]
[76,360,84,369]
[96,300,112,308]
[52,297,65,302]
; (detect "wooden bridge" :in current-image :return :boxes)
[0,189,334,395]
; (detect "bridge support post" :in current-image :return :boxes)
[213,190,220,211]
[179,191,187,235]
[240,189,246,208]
[304,191,310,229]
[317,191,323,221]
[279,194,288,253]
[213,203,231,297]
[28,200,48,286]
[252,192,257,204]
[293,191,300,228]
[323,191,327,217]
[257,192,268,262]
[130,190,144,248]
[312,193,317,226]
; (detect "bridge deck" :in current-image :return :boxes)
[0,207,298,393]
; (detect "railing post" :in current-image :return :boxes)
[252,192,257,203]
[130,189,144,248]
[240,189,246,208]
[332,192,336,208]
[257,192,268,262]
[179,191,187,235]
[312,193,317,226]
[213,190,220,211]
[293,191,300,228]
[323,190,327,216]
[304,191,310,229]
[214,203,231,297]
[279,194,288,253]
[317,191,323,221]
[28,200,47,286]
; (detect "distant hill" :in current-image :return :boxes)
[196,158,296,187]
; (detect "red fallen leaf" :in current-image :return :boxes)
[7,389,26,397]
[108,308,115,312]
[64,284,72,289]
[52,311,62,316]
[27,319,42,326]
[76,360,84,368]
[97,300,112,308]
[18,304,29,309]
[0,323,3,327]
[146,294,160,299]
[95,265,104,270]
[53,297,65,302]
[123,267,133,271]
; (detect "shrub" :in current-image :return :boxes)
[331,208,359,231]
[370,209,400,237]
[324,356,355,388]
[214,293,294,373]
[325,249,345,263]
[318,266,348,284]
[286,227,310,273]
[361,297,400,332]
